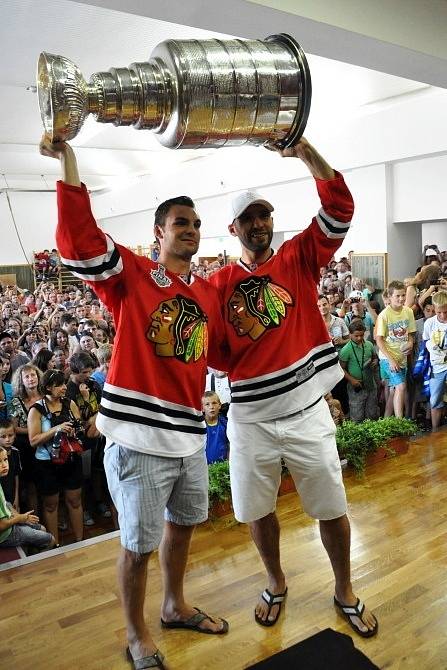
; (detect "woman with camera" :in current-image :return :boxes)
[27,369,84,545]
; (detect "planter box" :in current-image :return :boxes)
[209,499,233,518]
[209,474,297,518]
[366,436,410,466]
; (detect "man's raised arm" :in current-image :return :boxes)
[275,137,335,180]
[38,134,124,294]
[39,134,81,187]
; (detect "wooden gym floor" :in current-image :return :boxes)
[1,431,447,669]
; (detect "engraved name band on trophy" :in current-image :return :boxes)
[37,33,311,150]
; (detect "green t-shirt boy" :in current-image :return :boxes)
[339,339,376,390]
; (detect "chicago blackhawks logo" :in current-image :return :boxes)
[228,276,293,341]
[147,295,208,362]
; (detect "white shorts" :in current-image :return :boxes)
[227,398,347,523]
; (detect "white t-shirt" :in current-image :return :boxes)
[205,372,231,405]
[423,316,447,373]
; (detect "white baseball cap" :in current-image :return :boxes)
[425,248,438,256]
[230,190,274,221]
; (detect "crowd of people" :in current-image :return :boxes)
[0,279,115,553]
[317,245,447,429]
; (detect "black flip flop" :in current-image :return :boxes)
[334,596,378,638]
[255,587,288,627]
[161,607,229,635]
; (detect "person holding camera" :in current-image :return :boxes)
[65,352,103,526]
[27,369,84,545]
[339,321,379,422]
[340,291,377,341]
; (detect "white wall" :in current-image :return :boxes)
[422,221,447,250]
[393,155,447,223]
[0,190,57,265]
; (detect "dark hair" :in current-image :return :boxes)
[349,319,366,333]
[154,196,195,231]
[422,297,433,308]
[41,369,66,392]
[0,418,14,431]
[69,352,95,373]
[0,331,13,343]
[60,313,77,326]
[49,329,69,352]
[32,349,55,373]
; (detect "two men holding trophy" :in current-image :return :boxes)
[38,34,377,670]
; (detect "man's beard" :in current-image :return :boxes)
[241,230,273,253]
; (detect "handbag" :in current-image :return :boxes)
[41,398,85,465]
[51,432,84,465]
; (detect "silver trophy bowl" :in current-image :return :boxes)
[37,34,311,149]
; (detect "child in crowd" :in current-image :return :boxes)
[0,445,55,551]
[423,291,447,430]
[376,281,416,418]
[324,392,345,426]
[202,391,229,464]
[90,344,112,390]
[339,321,379,422]
[0,419,21,508]
[205,368,231,416]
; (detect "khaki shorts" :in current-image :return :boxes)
[228,398,347,523]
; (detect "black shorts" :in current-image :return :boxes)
[34,456,83,497]
[16,437,37,484]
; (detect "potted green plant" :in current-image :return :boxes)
[336,417,418,476]
[208,460,232,517]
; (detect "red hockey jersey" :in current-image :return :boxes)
[210,172,354,423]
[56,182,224,457]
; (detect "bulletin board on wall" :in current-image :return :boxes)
[0,265,35,291]
[351,253,388,290]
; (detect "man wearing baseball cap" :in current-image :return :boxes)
[210,138,378,637]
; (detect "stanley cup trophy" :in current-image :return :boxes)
[37,34,311,150]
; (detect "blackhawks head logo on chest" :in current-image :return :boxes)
[228,275,293,341]
[147,294,208,362]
